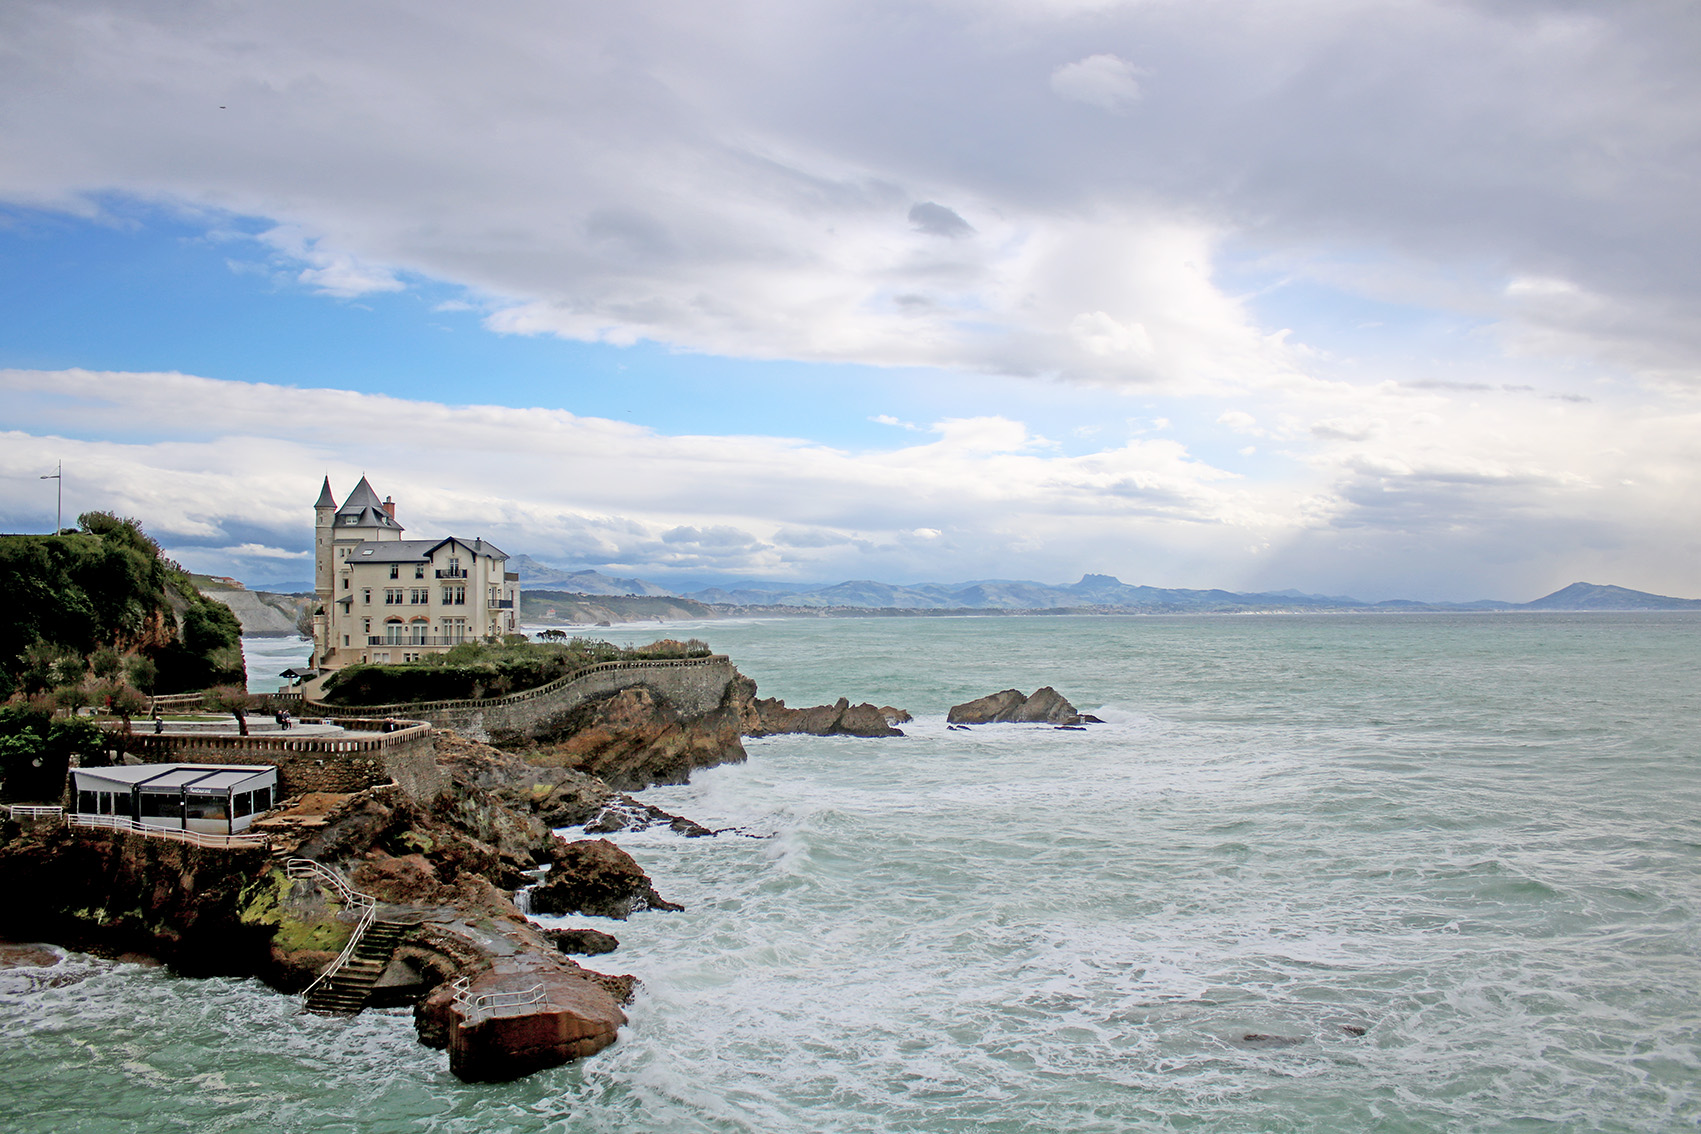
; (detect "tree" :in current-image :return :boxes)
[126,655,158,697]
[54,679,94,718]
[90,648,123,680]
[0,704,106,802]
[202,684,254,737]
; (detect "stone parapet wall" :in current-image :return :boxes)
[307,656,736,745]
[113,721,443,800]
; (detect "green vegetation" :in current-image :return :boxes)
[0,703,107,801]
[0,512,244,700]
[319,636,713,706]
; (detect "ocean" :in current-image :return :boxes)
[5,613,1699,1132]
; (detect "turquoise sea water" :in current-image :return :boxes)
[5,614,1699,1132]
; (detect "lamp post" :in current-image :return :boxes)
[40,461,61,534]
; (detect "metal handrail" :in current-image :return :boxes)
[69,813,269,849]
[9,805,64,819]
[286,858,378,997]
[451,979,549,1024]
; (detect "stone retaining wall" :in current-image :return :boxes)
[113,720,443,800]
[307,656,737,745]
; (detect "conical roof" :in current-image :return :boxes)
[333,476,403,531]
[314,476,336,509]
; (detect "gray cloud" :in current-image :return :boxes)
[2,0,1691,388]
[907,202,974,239]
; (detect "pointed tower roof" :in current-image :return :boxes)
[315,476,336,509]
[333,476,404,532]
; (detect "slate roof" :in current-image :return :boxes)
[315,476,336,509]
[344,536,509,564]
[334,475,404,533]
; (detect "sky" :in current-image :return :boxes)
[1,0,1697,602]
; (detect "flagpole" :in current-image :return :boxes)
[40,461,61,533]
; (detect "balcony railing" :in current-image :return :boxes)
[435,568,468,579]
[490,599,514,609]
[367,636,474,647]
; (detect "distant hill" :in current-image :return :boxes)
[507,568,1700,617]
[1518,582,1701,611]
[520,590,719,625]
[512,556,677,596]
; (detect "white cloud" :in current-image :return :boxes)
[1049,54,1144,112]
[4,368,1698,600]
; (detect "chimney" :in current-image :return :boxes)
[382,497,396,519]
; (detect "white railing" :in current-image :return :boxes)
[286,858,378,997]
[68,813,269,849]
[449,977,550,1024]
[9,805,64,820]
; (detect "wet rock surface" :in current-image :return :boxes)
[545,926,620,956]
[946,687,1099,725]
[530,838,683,919]
[746,696,906,737]
[527,683,749,790]
[585,794,714,837]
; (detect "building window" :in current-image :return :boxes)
[442,585,466,605]
[342,577,350,590]
[343,635,350,646]
[363,618,371,634]
[411,588,429,604]
[390,565,399,579]
[385,588,404,604]
[415,565,425,579]
[362,588,371,604]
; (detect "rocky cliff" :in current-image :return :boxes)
[0,730,686,1082]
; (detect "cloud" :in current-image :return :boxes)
[2,368,1698,598]
[1049,54,1144,112]
[908,201,975,238]
[6,0,1691,394]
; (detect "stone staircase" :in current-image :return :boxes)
[303,919,411,1016]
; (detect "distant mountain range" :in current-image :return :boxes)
[511,560,1701,613]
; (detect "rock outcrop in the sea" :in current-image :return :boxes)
[946,687,1100,725]
[745,696,906,738]
[528,838,683,919]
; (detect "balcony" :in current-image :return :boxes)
[435,568,468,579]
[366,636,473,647]
[490,599,514,609]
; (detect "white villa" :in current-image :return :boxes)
[310,477,519,673]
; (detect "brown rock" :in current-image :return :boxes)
[529,685,749,790]
[544,927,620,956]
[747,697,904,738]
[447,971,626,1082]
[531,838,682,919]
[947,687,1087,725]
[879,706,913,724]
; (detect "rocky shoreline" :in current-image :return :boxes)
[2,662,1106,1083]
